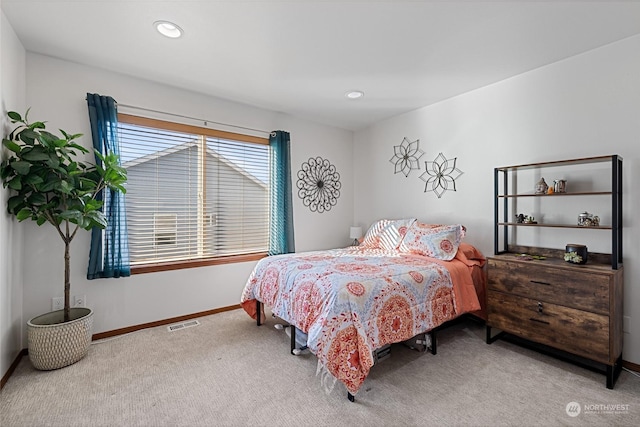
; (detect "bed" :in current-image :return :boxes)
[240,218,486,398]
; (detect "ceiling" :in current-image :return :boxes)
[3,1,640,131]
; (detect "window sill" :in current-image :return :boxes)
[131,252,268,274]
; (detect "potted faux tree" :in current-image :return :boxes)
[1,109,126,370]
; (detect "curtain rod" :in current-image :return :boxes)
[116,102,274,137]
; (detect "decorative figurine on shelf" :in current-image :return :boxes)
[578,211,600,227]
[523,215,537,224]
[515,213,526,223]
[554,179,567,193]
[535,177,548,194]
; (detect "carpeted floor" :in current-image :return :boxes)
[1,308,639,426]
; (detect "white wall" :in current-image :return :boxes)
[354,35,640,364]
[21,53,354,338]
[0,11,26,380]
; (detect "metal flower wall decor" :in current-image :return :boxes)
[297,157,341,213]
[419,152,464,198]
[390,137,424,177]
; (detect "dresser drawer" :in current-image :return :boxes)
[488,291,610,363]
[488,259,609,314]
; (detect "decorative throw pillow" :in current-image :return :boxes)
[361,218,417,250]
[458,242,483,261]
[398,223,464,260]
[360,219,391,248]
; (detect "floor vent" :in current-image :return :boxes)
[167,320,200,332]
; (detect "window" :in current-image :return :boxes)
[118,114,270,272]
[154,213,177,247]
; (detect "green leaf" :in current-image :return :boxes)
[86,211,108,229]
[78,178,97,192]
[16,208,31,221]
[1,160,11,178]
[80,217,92,229]
[59,210,81,221]
[7,196,24,213]
[36,216,47,226]
[22,148,51,162]
[2,138,21,153]
[8,176,22,190]
[10,161,31,175]
[39,131,59,146]
[19,129,39,144]
[27,192,46,205]
[24,174,44,186]
[84,198,103,211]
[29,121,46,130]
[38,179,58,192]
[59,180,73,194]
[109,183,127,194]
[8,111,22,122]
[68,143,88,153]
[46,154,60,168]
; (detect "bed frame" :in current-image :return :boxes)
[255,299,438,402]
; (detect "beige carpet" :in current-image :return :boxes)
[1,308,639,426]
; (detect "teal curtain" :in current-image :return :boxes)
[86,93,130,279]
[269,130,295,255]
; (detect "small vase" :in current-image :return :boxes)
[565,244,588,265]
[554,179,567,193]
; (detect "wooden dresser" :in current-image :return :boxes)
[488,155,624,388]
[486,247,623,388]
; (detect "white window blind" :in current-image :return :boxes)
[118,115,269,267]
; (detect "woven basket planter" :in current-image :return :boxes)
[27,307,94,370]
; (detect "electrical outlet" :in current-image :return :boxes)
[73,295,87,308]
[52,297,64,311]
[623,316,631,334]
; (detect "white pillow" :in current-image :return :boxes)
[361,218,417,250]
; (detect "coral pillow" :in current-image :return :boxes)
[361,218,416,250]
[458,242,483,261]
[398,223,464,260]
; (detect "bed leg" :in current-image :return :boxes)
[256,300,262,326]
[430,330,437,355]
[290,325,297,355]
[347,392,355,402]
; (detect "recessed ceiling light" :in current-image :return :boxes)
[154,20,183,39]
[345,90,364,99]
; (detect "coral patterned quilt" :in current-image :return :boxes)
[240,246,481,394]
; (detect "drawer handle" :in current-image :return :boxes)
[529,318,550,325]
[530,280,552,286]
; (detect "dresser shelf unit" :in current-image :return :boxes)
[494,154,622,269]
[488,155,624,389]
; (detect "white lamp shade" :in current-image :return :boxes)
[349,226,363,239]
